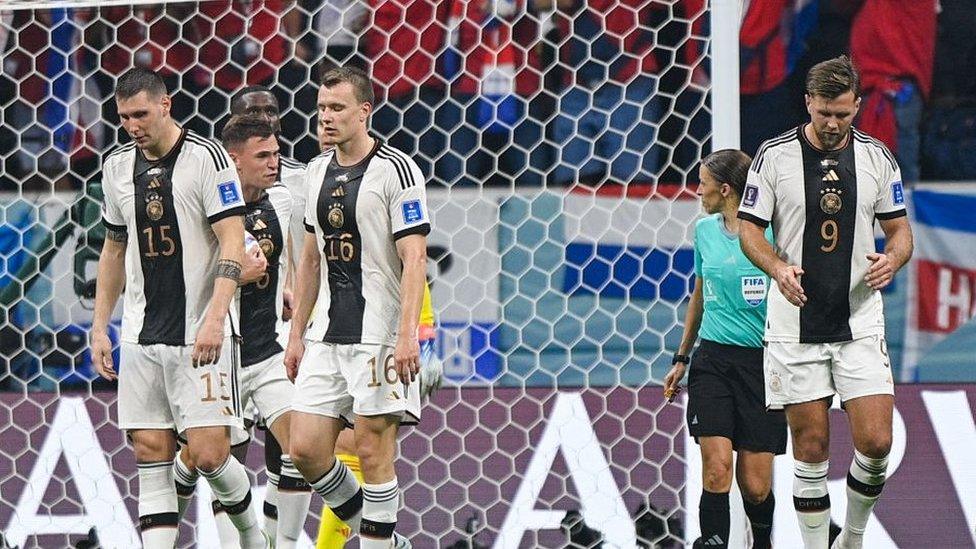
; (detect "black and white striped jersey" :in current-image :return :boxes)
[278,156,307,265]
[737,126,907,344]
[240,185,291,366]
[303,140,430,345]
[101,129,246,346]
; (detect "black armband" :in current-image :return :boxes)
[216,259,242,282]
[105,228,128,242]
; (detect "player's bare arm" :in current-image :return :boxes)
[282,232,296,321]
[664,276,704,403]
[740,220,807,307]
[194,214,245,366]
[90,233,128,381]
[284,231,321,381]
[394,233,427,384]
[867,216,914,290]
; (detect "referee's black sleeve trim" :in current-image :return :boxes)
[875,209,908,221]
[102,218,127,232]
[737,211,770,228]
[393,223,431,240]
[208,206,246,225]
[304,220,316,233]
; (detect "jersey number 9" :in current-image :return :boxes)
[820,220,839,253]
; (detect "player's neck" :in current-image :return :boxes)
[334,132,375,167]
[242,184,265,204]
[803,122,850,152]
[144,122,183,161]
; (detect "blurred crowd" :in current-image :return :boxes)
[0,0,971,193]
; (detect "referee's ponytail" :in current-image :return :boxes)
[701,149,752,201]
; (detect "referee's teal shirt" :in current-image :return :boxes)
[693,214,774,348]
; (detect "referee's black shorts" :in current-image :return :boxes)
[686,339,787,454]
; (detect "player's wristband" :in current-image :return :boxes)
[671,353,690,365]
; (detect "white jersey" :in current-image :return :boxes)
[101,129,245,346]
[279,156,307,267]
[303,140,430,345]
[737,126,907,344]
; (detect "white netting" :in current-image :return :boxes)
[0,1,713,547]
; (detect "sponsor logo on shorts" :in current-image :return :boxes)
[741,275,768,306]
[743,184,759,207]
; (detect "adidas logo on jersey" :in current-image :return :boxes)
[822,169,840,182]
[331,186,346,197]
[703,534,725,546]
[691,415,699,425]
[252,219,267,231]
[148,177,161,188]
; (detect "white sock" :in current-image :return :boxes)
[212,493,242,549]
[137,461,179,549]
[199,456,266,549]
[276,454,312,548]
[264,471,279,544]
[310,458,363,534]
[360,479,399,548]
[842,450,888,548]
[173,452,198,520]
[793,460,830,549]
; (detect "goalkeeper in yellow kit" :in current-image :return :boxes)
[315,284,441,548]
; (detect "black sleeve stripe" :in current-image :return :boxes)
[102,142,136,166]
[876,209,908,221]
[737,211,770,228]
[376,147,416,190]
[280,156,306,169]
[752,130,798,172]
[853,131,898,172]
[187,132,231,171]
[393,222,431,240]
[208,206,246,225]
[102,218,127,232]
[304,220,316,233]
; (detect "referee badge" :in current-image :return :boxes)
[741,276,767,307]
[820,187,842,214]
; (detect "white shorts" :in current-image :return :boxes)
[228,351,294,445]
[764,334,894,410]
[292,341,421,425]
[117,338,244,434]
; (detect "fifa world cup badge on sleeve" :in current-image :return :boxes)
[892,181,905,205]
[218,181,241,205]
[741,276,768,307]
[402,200,424,224]
[743,184,759,207]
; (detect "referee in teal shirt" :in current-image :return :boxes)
[664,150,787,549]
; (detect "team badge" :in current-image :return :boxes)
[740,275,767,307]
[769,371,783,393]
[146,199,164,221]
[820,187,842,214]
[328,206,344,228]
[258,238,274,258]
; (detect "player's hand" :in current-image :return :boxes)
[663,362,686,404]
[90,330,117,381]
[284,335,305,382]
[282,288,294,322]
[394,334,420,385]
[240,247,268,285]
[773,263,806,307]
[865,252,894,290]
[192,316,223,367]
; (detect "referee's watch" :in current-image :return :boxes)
[672,353,690,365]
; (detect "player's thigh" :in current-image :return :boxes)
[831,334,895,405]
[163,338,244,435]
[843,393,894,458]
[292,341,354,423]
[341,343,421,426]
[764,341,834,410]
[289,410,344,465]
[248,351,294,439]
[117,343,175,432]
[784,398,832,461]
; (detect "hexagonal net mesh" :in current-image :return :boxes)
[0,0,716,547]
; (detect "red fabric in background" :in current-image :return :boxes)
[739,0,788,95]
[366,0,447,100]
[195,0,288,90]
[850,0,937,100]
[99,6,195,77]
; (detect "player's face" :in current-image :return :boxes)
[317,118,330,152]
[697,165,730,214]
[317,82,371,147]
[237,92,281,134]
[233,136,280,191]
[806,91,860,150]
[116,91,171,151]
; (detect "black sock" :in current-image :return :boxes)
[699,490,730,548]
[743,492,774,549]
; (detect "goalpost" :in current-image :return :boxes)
[0,0,741,547]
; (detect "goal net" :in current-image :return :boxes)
[0,0,720,547]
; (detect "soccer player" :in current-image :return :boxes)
[172,115,312,549]
[284,66,429,549]
[737,56,914,549]
[89,68,267,548]
[664,149,787,549]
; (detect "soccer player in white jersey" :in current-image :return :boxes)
[284,66,429,549]
[737,56,914,549]
[89,68,268,548]
[171,115,312,549]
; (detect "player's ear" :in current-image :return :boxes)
[160,94,172,118]
[361,102,372,123]
[853,95,862,116]
[804,93,813,114]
